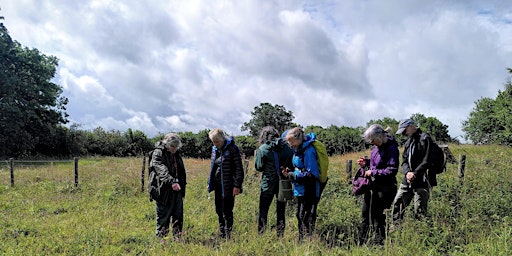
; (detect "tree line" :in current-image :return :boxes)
[1,16,511,159]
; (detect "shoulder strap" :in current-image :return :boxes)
[273,151,282,180]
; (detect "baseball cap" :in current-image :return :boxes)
[396,119,415,135]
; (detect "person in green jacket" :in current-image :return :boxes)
[254,126,294,236]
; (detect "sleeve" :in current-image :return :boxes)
[372,145,399,177]
[231,145,245,188]
[413,135,431,176]
[304,146,320,179]
[254,145,266,172]
[150,148,173,183]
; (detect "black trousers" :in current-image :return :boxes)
[296,194,318,240]
[360,189,394,245]
[155,191,183,237]
[214,184,235,238]
[258,191,286,236]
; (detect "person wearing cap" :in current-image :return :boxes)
[391,119,434,227]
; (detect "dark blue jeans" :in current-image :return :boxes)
[258,192,286,236]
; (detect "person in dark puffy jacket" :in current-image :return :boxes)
[254,126,294,236]
[207,128,244,239]
[149,133,187,239]
[358,124,399,245]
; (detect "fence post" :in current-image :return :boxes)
[74,157,79,187]
[458,155,466,184]
[346,160,352,184]
[9,158,14,187]
[141,155,146,192]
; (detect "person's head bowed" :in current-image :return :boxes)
[285,127,304,149]
[363,124,388,146]
[258,126,279,145]
[209,128,227,149]
[163,133,182,153]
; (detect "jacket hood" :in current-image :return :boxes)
[301,132,316,149]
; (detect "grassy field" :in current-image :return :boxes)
[1,144,511,255]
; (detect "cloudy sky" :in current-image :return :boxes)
[2,1,511,140]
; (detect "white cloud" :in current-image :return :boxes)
[2,0,512,140]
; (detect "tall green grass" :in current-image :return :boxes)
[1,145,511,255]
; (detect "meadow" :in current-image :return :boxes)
[1,144,511,255]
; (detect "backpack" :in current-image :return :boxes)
[352,167,371,196]
[147,149,172,203]
[312,140,329,184]
[421,133,446,175]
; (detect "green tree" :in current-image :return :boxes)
[0,20,68,157]
[463,73,512,145]
[408,113,451,143]
[241,103,294,137]
[366,117,399,134]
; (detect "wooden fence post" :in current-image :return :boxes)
[346,160,353,184]
[458,155,466,184]
[9,158,14,187]
[141,155,146,192]
[74,157,79,187]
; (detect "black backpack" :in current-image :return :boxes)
[422,133,446,175]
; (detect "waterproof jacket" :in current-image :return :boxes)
[148,142,187,202]
[367,134,399,192]
[207,138,244,197]
[400,128,432,188]
[255,138,294,195]
[288,132,320,197]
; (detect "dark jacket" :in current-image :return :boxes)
[367,134,399,192]
[254,138,294,195]
[148,142,187,202]
[207,138,244,197]
[400,128,432,188]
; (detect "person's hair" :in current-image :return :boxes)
[209,128,227,143]
[162,133,182,149]
[258,126,279,145]
[363,124,386,143]
[285,127,304,142]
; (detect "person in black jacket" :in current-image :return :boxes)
[391,119,433,227]
[358,124,399,245]
[207,128,244,239]
[149,133,187,239]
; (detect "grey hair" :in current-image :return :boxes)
[163,133,182,149]
[258,126,279,145]
[363,124,386,143]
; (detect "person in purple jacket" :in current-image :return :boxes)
[357,124,399,245]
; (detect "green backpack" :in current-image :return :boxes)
[312,140,329,184]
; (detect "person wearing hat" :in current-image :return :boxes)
[391,119,434,228]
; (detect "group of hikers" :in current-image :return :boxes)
[147,119,440,246]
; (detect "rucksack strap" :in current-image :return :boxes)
[273,151,283,180]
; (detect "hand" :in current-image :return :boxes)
[357,157,366,167]
[172,183,181,191]
[281,167,290,177]
[406,172,415,183]
[364,170,372,177]
[233,187,241,196]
